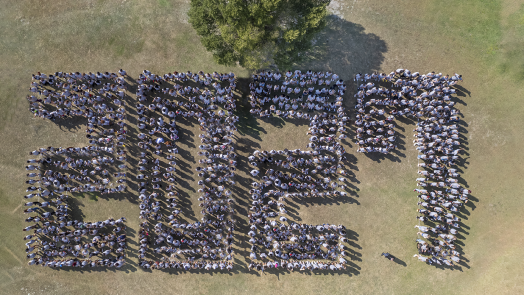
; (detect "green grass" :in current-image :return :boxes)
[81,192,99,202]
[497,3,524,80]
[0,0,523,294]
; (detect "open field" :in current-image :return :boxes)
[1,0,524,294]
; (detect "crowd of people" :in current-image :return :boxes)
[133,70,238,270]
[22,67,468,270]
[246,147,352,272]
[248,70,346,119]
[25,146,127,194]
[353,70,462,154]
[28,71,127,121]
[353,69,468,266]
[244,70,353,272]
[248,149,348,195]
[135,70,237,112]
[23,70,129,268]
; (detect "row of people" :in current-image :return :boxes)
[139,259,234,271]
[412,116,468,266]
[249,71,346,117]
[249,259,347,272]
[24,71,129,267]
[137,70,237,112]
[135,71,237,270]
[354,69,461,154]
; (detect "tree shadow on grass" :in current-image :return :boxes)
[297,15,388,81]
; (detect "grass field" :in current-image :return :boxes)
[1,0,524,294]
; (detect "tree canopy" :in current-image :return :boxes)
[188,0,331,70]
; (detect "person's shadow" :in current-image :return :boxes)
[391,255,407,267]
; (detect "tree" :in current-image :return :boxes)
[188,0,331,70]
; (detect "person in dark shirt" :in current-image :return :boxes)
[381,252,394,261]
